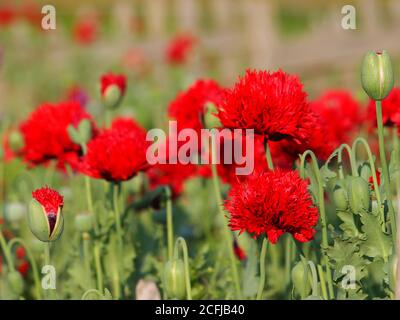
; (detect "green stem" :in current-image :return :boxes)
[307,261,319,297]
[317,264,328,300]
[8,238,42,299]
[82,232,92,289]
[165,187,174,261]
[299,150,334,299]
[376,100,397,240]
[0,229,14,271]
[256,237,268,300]
[210,132,242,299]
[174,237,192,300]
[264,140,274,170]
[352,137,385,231]
[284,236,292,287]
[94,242,104,293]
[112,183,123,252]
[81,289,104,300]
[43,242,51,299]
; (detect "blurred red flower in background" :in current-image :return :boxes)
[168,79,225,133]
[166,34,196,65]
[82,118,149,182]
[65,85,89,107]
[19,101,96,168]
[233,240,247,261]
[367,87,400,128]
[225,169,318,244]
[311,90,364,148]
[73,16,98,45]
[0,3,16,26]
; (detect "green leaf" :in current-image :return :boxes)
[241,241,259,298]
[337,210,361,239]
[359,213,392,260]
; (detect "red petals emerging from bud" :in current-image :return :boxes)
[83,118,148,182]
[225,170,318,244]
[100,72,127,97]
[32,186,64,216]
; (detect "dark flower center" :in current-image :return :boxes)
[47,212,57,235]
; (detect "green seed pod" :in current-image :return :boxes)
[7,271,24,296]
[359,163,372,183]
[203,102,222,129]
[163,259,186,299]
[74,213,94,233]
[102,84,123,109]
[332,181,349,211]
[28,198,64,242]
[348,176,371,214]
[8,130,24,152]
[5,202,27,223]
[361,50,394,100]
[291,260,311,298]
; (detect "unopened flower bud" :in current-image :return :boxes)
[291,260,311,298]
[8,130,24,152]
[100,73,126,109]
[203,102,221,129]
[163,259,186,299]
[361,50,394,100]
[5,202,27,223]
[28,187,64,242]
[348,176,371,214]
[74,213,94,233]
[7,271,24,296]
[331,181,349,211]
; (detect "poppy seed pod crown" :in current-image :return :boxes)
[28,187,64,242]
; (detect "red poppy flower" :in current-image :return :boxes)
[73,17,98,45]
[369,170,381,190]
[165,34,196,65]
[15,246,26,259]
[233,240,247,261]
[82,117,149,182]
[19,101,95,168]
[311,90,364,148]
[367,87,400,127]
[146,137,198,197]
[217,69,312,143]
[0,4,16,26]
[19,1,41,28]
[168,79,225,133]
[225,169,318,244]
[17,261,30,277]
[100,72,127,97]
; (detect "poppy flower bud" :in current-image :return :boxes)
[348,176,371,214]
[331,181,349,211]
[361,50,394,100]
[74,213,94,233]
[67,119,92,146]
[100,73,126,109]
[8,130,24,152]
[4,202,26,224]
[28,187,64,242]
[291,260,311,298]
[163,259,186,299]
[359,163,372,182]
[7,271,24,295]
[203,102,221,129]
